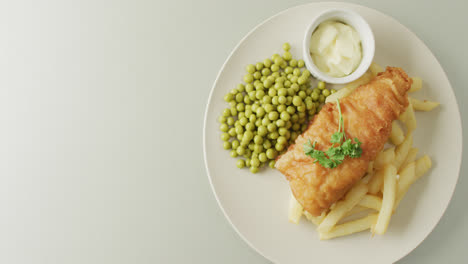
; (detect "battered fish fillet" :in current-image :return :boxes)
[275,67,411,216]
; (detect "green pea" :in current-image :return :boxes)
[251,158,260,168]
[298,112,306,119]
[231,139,240,149]
[282,42,291,51]
[322,89,331,96]
[220,123,229,132]
[305,100,314,110]
[293,68,301,76]
[311,92,319,101]
[255,62,264,71]
[227,117,234,126]
[278,127,287,136]
[280,60,287,69]
[250,166,259,173]
[318,81,326,90]
[234,93,242,103]
[245,158,251,167]
[269,131,279,140]
[284,80,291,88]
[249,114,257,123]
[245,83,254,92]
[256,107,266,117]
[269,160,276,168]
[235,125,244,135]
[271,64,280,72]
[298,91,306,99]
[283,51,292,61]
[292,96,302,106]
[274,83,283,89]
[290,76,298,84]
[236,159,245,168]
[297,60,305,67]
[236,146,245,156]
[267,123,277,132]
[258,125,268,136]
[268,88,277,97]
[285,67,293,74]
[271,72,280,78]
[277,135,287,145]
[291,114,299,122]
[253,71,262,80]
[308,108,316,116]
[302,69,311,77]
[278,96,286,104]
[276,119,285,127]
[244,149,252,158]
[237,133,243,141]
[255,119,262,127]
[230,150,238,157]
[223,108,231,117]
[285,121,292,129]
[271,53,280,60]
[263,139,272,149]
[286,106,296,114]
[272,96,279,105]
[218,116,227,123]
[292,123,300,131]
[331,89,337,94]
[255,90,264,100]
[298,76,307,85]
[263,78,273,88]
[258,152,267,162]
[277,104,286,112]
[246,64,255,74]
[287,88,295,96]
[229,101,236,108]
[245,123,255,131]
[224,93,234,102]
[254,144,263,153]
[319,94,325,103]
[297,104,306,112]
[264,104,274,113]
[278,88,287,97]
[244,74,254,83]
[254,135,263,145]
[221,133,230,141]
[230,107,237,116]
[266,149,277,159]
[268,111,279,121]
[228,127,236,137]
[223,141,232,150]
[263,58,272,68]
[289,59,297,67]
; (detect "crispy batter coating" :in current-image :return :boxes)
[276,67,411,216]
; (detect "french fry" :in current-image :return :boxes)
[408,77,422,93]
[358,194,383,211]
[367,161,374,174]
[393,133,413,170]
[361,172,373,184]
[344,206,369,218]
[319,214,378,240]
[399,103,417,132]
[288,194,303,224]
[373,164,397,235]
[390,121,405,145]
[318,183,368,233]
[394,162,416,209]
[374,147,395,170]
[415,155,432,180]
[304,211,327,226]
[401,147,418,169]
[369,62,384,77]
[344,72,373,91]
[394,155,432,209]
[368,168,385,194]
[325,87,353,103]
[410,97,440,111]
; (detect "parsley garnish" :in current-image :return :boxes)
[303,99,362,168]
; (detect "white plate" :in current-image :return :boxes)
[203,2,462,264]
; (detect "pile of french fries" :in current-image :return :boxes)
[288,63,439,240]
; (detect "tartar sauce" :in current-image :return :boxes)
[310,21,362,78]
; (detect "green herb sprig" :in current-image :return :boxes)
[303,99,362,168]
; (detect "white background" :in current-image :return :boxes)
[0,0,465,263]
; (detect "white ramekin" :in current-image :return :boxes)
[303,8,375,84]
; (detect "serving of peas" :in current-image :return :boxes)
[218,43,334,173]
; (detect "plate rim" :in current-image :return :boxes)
[203,2,463,263]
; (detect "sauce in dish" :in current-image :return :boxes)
[309,21,362,78]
